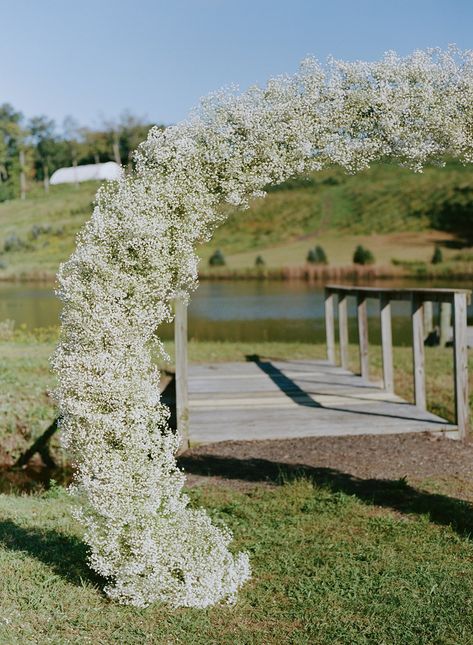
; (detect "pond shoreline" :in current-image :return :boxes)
[2,263,473,284]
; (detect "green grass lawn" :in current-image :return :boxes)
[0,330,57,462]
[2,335,473,642]
[1,478,473,644]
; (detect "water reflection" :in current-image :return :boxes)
[0,279,470,346]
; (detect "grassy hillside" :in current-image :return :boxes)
[0,183,97,279]
[0,160,472,279]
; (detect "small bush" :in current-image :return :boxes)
[307,248,317,263]
[3,234,27,253]
[353,245,375,265]
[267,175,318,192]
[255,255,265,266]
[209,249,226,266]
[321,176,340,186]
[306,245,328,265]
[314,245,328,264]
[452,251,473,262]
[431,246,443,264]
[29,224,52,240]
[391,258,426,268]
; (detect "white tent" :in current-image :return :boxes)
[50,161,122,185]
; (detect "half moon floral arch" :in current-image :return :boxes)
[53,47,473,608]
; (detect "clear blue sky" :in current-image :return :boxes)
[1,0,472,128]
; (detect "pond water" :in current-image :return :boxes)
[1,279,471,346]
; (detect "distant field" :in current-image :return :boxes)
[200,230,457,270]
[0,160,472,279]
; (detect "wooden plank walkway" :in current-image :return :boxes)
[188,359,457,443]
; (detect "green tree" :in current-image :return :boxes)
[307,246,328,264]
[28,116,57,192]
[81,127,110,164]
[0,103,23,200]
[115,112,159,169]
[306,248,317,263]
[255,255,265,266]
[353,245,375,265]
[431,246,443,264]
[62,116,83,186]
[315,245,328,264]
[209,249,226,266]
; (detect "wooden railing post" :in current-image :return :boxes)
[380,293,394,393]
[338,293,349,370]
[357,292,369,380]
[174,297,190,452]
[325,283,471,441]
[453,292,469,440]
[412,294,426,410]
[324,288,335,364]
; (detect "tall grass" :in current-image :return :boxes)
[200,264,404,281]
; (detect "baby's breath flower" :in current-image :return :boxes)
[52,47,473,608]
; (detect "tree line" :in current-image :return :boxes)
[0,104,160,201]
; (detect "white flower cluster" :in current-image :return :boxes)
[52,47,473,608]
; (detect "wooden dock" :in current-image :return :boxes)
[173,285,471,449]
[187,358,457,443]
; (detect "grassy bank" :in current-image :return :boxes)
[1,332,471,463]
[1,477,473,643]
[1,161,473,281]
[199,259,473,282]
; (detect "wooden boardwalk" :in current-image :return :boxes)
[188,359,457,444]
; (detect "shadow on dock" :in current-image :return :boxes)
[245,354,321,408]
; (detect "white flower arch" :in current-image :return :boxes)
[53,48,473,608]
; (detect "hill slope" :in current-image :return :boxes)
[0,161,472,279]
[205,161,473,254]
[0,182,97,279]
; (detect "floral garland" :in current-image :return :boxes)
[52,47,473,608]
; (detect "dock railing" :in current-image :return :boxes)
[324,285,471,441]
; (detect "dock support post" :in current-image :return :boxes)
[423,301,433,338]
[174,297,190,452]
[338,293,349,370]
[357,292,369,380]
[325,289,336,364]
[440,302,452,347]
[380,294,394,393]
[412,295,426,411]
[453,293,469,441]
